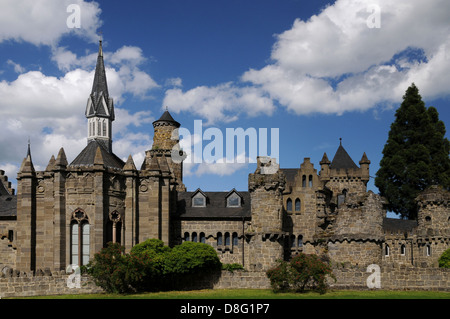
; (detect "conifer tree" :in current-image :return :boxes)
[375,83,450,219]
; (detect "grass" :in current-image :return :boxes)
[17,289,450,299]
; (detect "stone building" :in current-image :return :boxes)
[0,41,449,276]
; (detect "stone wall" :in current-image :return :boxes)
[0,271,103,298]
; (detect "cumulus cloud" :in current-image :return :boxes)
[164,0,450,121]
[0,0,102,46]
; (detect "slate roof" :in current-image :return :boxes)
[176,190,251,219]
[330,144,358,169]
[0,195,16,218]
[153,110,180,128]
[69,140,125,170]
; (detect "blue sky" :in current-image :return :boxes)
[0,0,449,207]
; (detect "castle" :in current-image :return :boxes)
[1,41,449,278]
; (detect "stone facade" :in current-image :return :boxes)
[0,41,449,296]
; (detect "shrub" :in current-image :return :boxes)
[266,253,334,294]
[222,263,245,272]
[438,248,450,268]
[86,242,146,294]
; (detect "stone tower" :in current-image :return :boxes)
[247,157,286,271]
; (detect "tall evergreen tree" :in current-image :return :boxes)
[375,83,450,220]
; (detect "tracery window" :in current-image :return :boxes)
[71,209,90,266]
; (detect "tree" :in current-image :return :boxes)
[375,83,450,219]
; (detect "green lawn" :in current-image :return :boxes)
[20,289,450,299]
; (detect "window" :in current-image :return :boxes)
[302,175,306,187]
[385,244,390,256]
[71,209,90,266]
[400,244,406,256]
[102,120,107,136]
[295,198,301,211]
[217,232,223,246]
[200,232,206,243]
[232,232,238,246]
[192,232,198,242]
[97,119,101,135]
[225,232,230,246]
[297,235,303,247]
[426,245,431,257]
[290,235,295,248]
[308,175,313,187]
[286,198,292,212]
[184,232,190,242]
[227,193,241,207]
[192,192,206,207]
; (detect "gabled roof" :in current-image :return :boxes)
[70,140,124,170]
[177,191,251,219]
[330,144,358,170]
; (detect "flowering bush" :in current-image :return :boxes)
[266,253,335,294]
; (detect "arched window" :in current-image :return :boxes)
[71,209,90,266]
[232,232,239,246]
[184,232,190,242]
[107,211,122,244]
[308,175,313,187]
[290,235,295,248]
[286,198,292,212]
[192,232,198,242]
[217,232,223,246]
[295,198,301,211]
[225,232,230,246]
[97,119,101,136]
[400,244,406,256]
[200,232,206,243]
[297,235,303,247]
[385,244,390,256]
[302,175,306,187]
[426,244,431,257]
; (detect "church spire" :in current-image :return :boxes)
[85,40,115,153]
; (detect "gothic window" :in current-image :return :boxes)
[200,232,206,243]
[295,198,301,211]
[217,232,223,246]
[102,120,107,136]
[290,235,295,248]
[286,198,292,212]
[232,232,238,246]
[71,209,90,266]
[97,119,101,136]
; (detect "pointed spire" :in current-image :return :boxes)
[123,154,137,171]
[320,152,330,165]
[19,141,35,174]
[359,152,371,165]
[55,148,68,168]
[91,40,109,99]
[331,141,358,170]
[46,155,56,171]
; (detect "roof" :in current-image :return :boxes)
[153,110,180,128]
[0,195,16,218]
[176,191,251,219]
[280,168,298,186]
[69,140,124,170]
[330,144,358,170]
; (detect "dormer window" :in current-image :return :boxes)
[226,189,242,207]
[192,190,207,207]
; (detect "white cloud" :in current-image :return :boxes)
[164,0,450,120]
[6,60,25,73]
[0,0,102,46]
[163,82,275,125]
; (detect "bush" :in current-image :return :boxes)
[438,248,450,268]
[88,239,222,293]
[266,253,334,294]
[86,242,146,294]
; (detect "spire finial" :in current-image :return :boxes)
[27,137,31,158]
[165,106,168,111]
[339,137,342,146]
